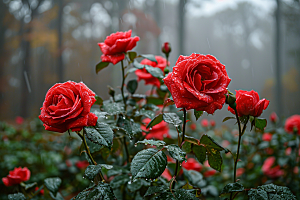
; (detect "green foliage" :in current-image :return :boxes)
[146,114,163,129]
[145,65,164,79]
[163,113,182,126]
[95,61,109,74]
[72,183,116,200]
[84,164,112,180]
[131,148,167,180]
[183,169,206,188]
[126,79,138,94]
[44,177,62,196]
[248,184,296,200]
[84,122,114,149]
[136,139,166,147]
[220,182,244,196]
[194,110,203,121]
[192,145,206,163]
[167,144,186,163]
[140,54,157,63]
[8,193,26,200]
[102,102,124,115]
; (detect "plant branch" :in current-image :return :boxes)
[123,135,130,164]
[77,131,105,183]
[120,60,127,111]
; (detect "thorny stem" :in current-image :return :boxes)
[120,60,127,111]
[123,136,130,164]
[231,113,249,200]
[172,108,187,189]
[77,131,105,183]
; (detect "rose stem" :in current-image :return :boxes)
[172,108,187,189]
[123,136,130,164]
[231,113,248,200]
[77,131,105,182]
[120,60,127,111]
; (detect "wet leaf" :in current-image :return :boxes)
[84,122,114,149]
[167,144,186,163]
[96,61,109,74]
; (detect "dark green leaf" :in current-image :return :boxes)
[182,141,192,153]
[127,179,151,192]
[142,103,159,111]
[8,193,26,200]
[126,98,136,106]
[223,116,236,122]
[200,134,225,151]
[44,177,62,196]
[84,164,108,180]
[146,97,164,105]
[255,118,267,131]
[133,60,144,69]
[131,148,167,180]
[194,110,203,121]
[110,174,130,189]
[84,122,114,149]
[144,186,168,197]
[102,102,124,115]
[248,189,268,200]
[92,110,108,119]
[136,139,166,147]
[50,192,64,200]
[185,136,200,145]
[140,54,157,63]
[96,61,109,74]
[83,135,103,154]
[163,113,182,126]
[126,79,138,94]
[167,144,186,163]
[94,95,103,106]
[117,117,135,138]
[207,148,222,172]
[145,65,164,78]
[146,114,163,129]
[248,184,296,200]
[134,109,155,119]
[220,182,244,196]
[193,145,206,164]
[24,182,37,190]
[126,68,137,75]
[72,183,116,200]
[173,189,199,200]
[183,169,206,189]
[128,51,137,61]
[107,85,115,98]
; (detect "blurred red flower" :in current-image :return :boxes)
[141,118,170,140]
[2,167,31,187]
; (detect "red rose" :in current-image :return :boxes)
[161,168,172,181]
[141,118,170,140]
[262,157,284,178]
[228,90,269,117]
[163,53,231,114]
[135,56,169,88]
[182,158,202,171]
[190,123,197,130]
[75,160,89,169]
[270,112,278,123]
[161,42,171,55]
[15,116,24,125]
[39,81,98,133]
[201,119,209,127]
[2,167,30,187]
[285,115,300,135]
[203,170,216,177]
[262,133,272,142]
[98,30,140,65]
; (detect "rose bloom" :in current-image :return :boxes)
[141,118,170,140]
[135,56,169,88]
[262,157,284,178]
[15,116,24,125]
[285,115,300,135]
[2,167,30,187]
[201,119,209,127]
[190,123,197,130]
[182,158,202,171]
[270,112,278,123]
[39,81,98,133]
[75,160,89,169]
[210,119,216,127]
[262,133,272,142]
[161,168,172,181]
[98,30,140,65]
[163,53,231,114]
[161,42,171,55]
[203,170,216,177]
[228,90,269,117]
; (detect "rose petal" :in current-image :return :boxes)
[101,53,125,65]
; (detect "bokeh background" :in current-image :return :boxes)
[0,0,299,123]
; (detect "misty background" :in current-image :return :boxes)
[0,0,299,125]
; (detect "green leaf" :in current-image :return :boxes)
[144,186,168,197]
[110,174,130,189]
[182,141,192,153]
[163,113,182,126]
[173,189,199,200]
[72,183,116,200]
[84,164,112,180]
[194,110,203,121]
[84,122,114,149]
[131,148,167,180]
[133,60,144,69]
[50,192,64,200]
[44,177,62,196]
[220,182,244,196]
[255,118,267,131]
[146,114,163,129]
[126,67,137,75]
[163,98,175,107]
[107,85,115,98]
[167,144,186,163]
[8,193,26,200]
[24,182,37,190]
[200,134,225,151]
[134,109,155,119]
[126,79,138,94]
[183,169,206,189]
[102,102,124,115]
[248,184,296,200]
[117,117,135,138]
[96,61,109,74]
[145,65,164,78]
[127,179,151,192]
[136,139,166,147]
[184,136,200,145]
[146,97,164,105]
[192,145,206,164]
[140,54,157,63]
[222,116,236,122]
[128,51,137,61]
[94,95,103,106]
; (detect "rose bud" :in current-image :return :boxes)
[270,112,278,123]
[164,68,170,74]
[161,42,171,56]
